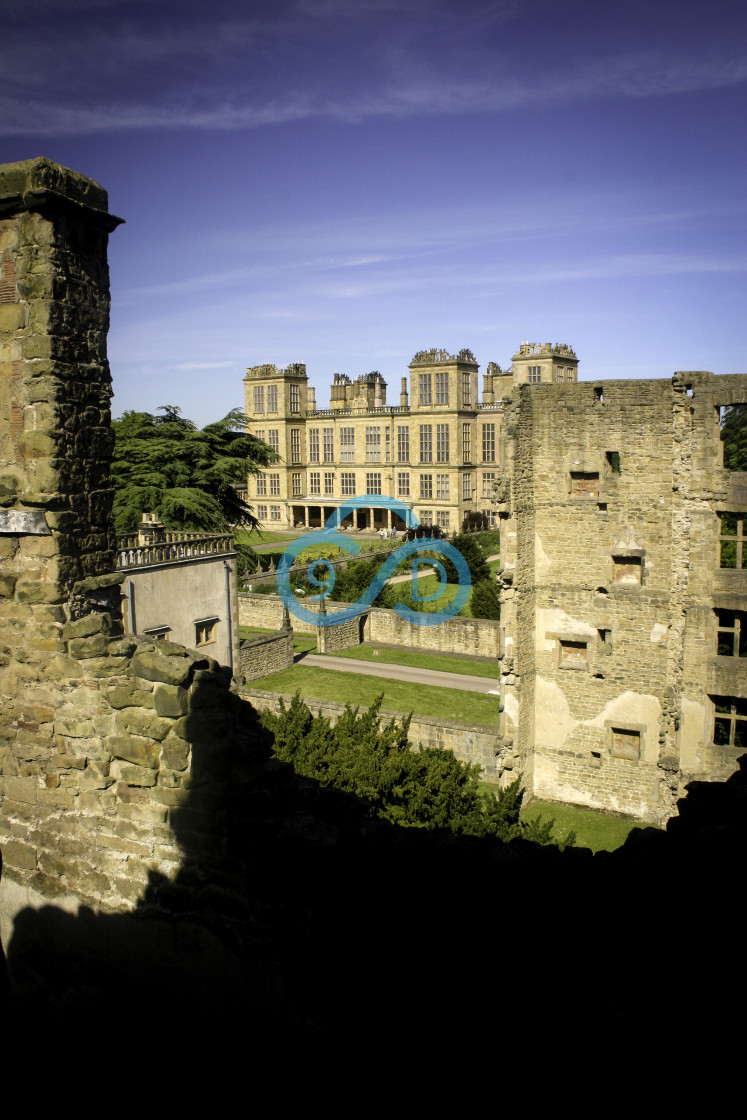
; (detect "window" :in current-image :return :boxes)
[308,428,320,462]
[570,471,600,498]
[144,625,170,641]
[289,384,300,413]
[268,430,279,454]
[366,472,382,494]
[419,373,432,406]
[462,473,472,501]
[482,472,495,500]
[397,426,409,462]
[558,639,588,670]
[385,429,390,462]
[436,424,450,463]
[269,473,280,496]
[195,617,218,646]
[254,430,265,444]
[270,505,281,521]
[482,423,495,463]
[436,474,449,500]
[420,474,433,500]
[609,727,641,760]
[719,512,746,569]
[341,472,356,496]
[323,428,334,463]
[340,427,355,462]
[290,428,302,464]
[716,609,747,657]
[527,365,541,383]
[420,425,432,463]
[267,385,278,412]
[606,451,621,474]
[613,556,642,585]
[437,511,450,530]
[462,372,471,406]
[435,372,449,404]
[309,472,321,496]
[397,472,410,497]
[256,476,267,497]
[292,472,302,497]
[257,504,267,520]
[420,510,433,527]
[324,472,335,496]
[366,426,381,462]
[253,385,265,413]
[462,423,472,463]
[711,696,747,749]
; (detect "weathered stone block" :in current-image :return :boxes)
[132,649,193,686]
[3,839,37,870]
[106,682,155,709]
[4,775,38,803]
[154,683,189,718]
[116,708,172,742]
[68,633,109,659]
[0,303,26,331]
[161,737,190,771]
[109,734,159,769]
[62,612,111,640]
[109,760,158,787]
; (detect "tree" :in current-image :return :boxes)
[442,532,491,585]
[721,404,747,471]
[262,694,573,846]
[111,406,275,534]
[470,578,501,620]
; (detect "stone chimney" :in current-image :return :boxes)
[400,376,409,408]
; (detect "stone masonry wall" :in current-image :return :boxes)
[238,592,499,658]
[499,373,747,823]
[239,629,294,681]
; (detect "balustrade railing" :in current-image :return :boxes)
[117,532,234,570]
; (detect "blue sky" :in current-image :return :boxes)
[1,0,745,423]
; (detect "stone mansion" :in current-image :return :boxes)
[243,342,578,532]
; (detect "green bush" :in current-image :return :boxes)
[262,694,572,846]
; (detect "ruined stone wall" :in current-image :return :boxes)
[239,629,294,681]
[243,687,503,780]
[0,161,252,940]
[500,373,747,823]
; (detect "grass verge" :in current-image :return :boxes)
[244,664,499,726]
[328,643,498,678]
[515,797,659,852]
[239,625,316,654]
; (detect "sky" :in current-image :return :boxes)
[1,0,745,424]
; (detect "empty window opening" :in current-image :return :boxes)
[614,556,642,585]
[610,727,641,761]
[716,609,747,658]
[597,502,608,512]
[712,696,747,750]
[606,451,621,473]
[686,386,694,398]
[719,512,745,569]
[571,471,600,498]
[721,404,747,472]
[595,387,604,403]
[558,639,588,669]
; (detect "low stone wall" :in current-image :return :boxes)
[243,687,508,781]
[240,630,294,681]
[238,593,351,634]
[366,608,499,658]
[239,592,500,658]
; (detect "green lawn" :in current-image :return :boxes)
[239,625,316,654]
[244,664,499,726]
[518,798,659,852]
[329,643,498,679]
